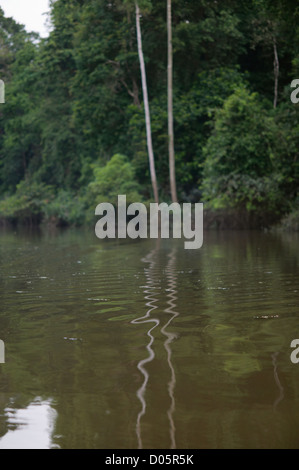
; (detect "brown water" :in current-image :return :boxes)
[0,227,299,449]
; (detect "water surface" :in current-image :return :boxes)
[0,227,299,449]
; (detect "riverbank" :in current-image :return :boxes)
[1,205,298,231]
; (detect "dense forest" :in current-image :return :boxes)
[0,0,298,229]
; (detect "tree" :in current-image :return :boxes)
[1,0,299,228]
[135,2,159,204]
[201,86,288,222]
[167,0,177,203]
[251,14,280,109]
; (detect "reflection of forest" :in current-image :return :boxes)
[0,229,299,448]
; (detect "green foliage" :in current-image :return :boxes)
[0,180,53,224]
[83,153,144,221]
[202,173,286,215]
[87,154,143,204]
[279,208,299,231]
[203,86,275,178]
[43,190,86,226]
[0,0,298,228]
[269,91,299,200]
[201,85,298,220]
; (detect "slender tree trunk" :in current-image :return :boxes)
[135,2,159,204]
[132,77,141,108]
[167,0,177,203]
[273,38,279,109]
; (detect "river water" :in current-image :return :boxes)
[0,227,298,449]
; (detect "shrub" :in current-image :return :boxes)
[0,180,53,225]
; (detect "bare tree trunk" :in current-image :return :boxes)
[135,2,159,204]
[273,39,279,109]
[167,0,177,203]
[132,77,141,108]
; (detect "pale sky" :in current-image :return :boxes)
[0,0,52,38]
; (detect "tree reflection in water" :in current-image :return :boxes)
[131,244,179,449]
[271,352,284,412]
[161,248,179,449]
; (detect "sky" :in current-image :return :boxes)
[0,0,51,38]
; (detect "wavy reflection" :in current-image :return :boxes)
[161,248,179,449]
[271,352,284,411]
[131,246,160,449]
[132,244,179,449]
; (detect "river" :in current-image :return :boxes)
[0,227,298,449]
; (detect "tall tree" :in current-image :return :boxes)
[167,0,177,202]
[250,5,281,109]
[135,2,159,204]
